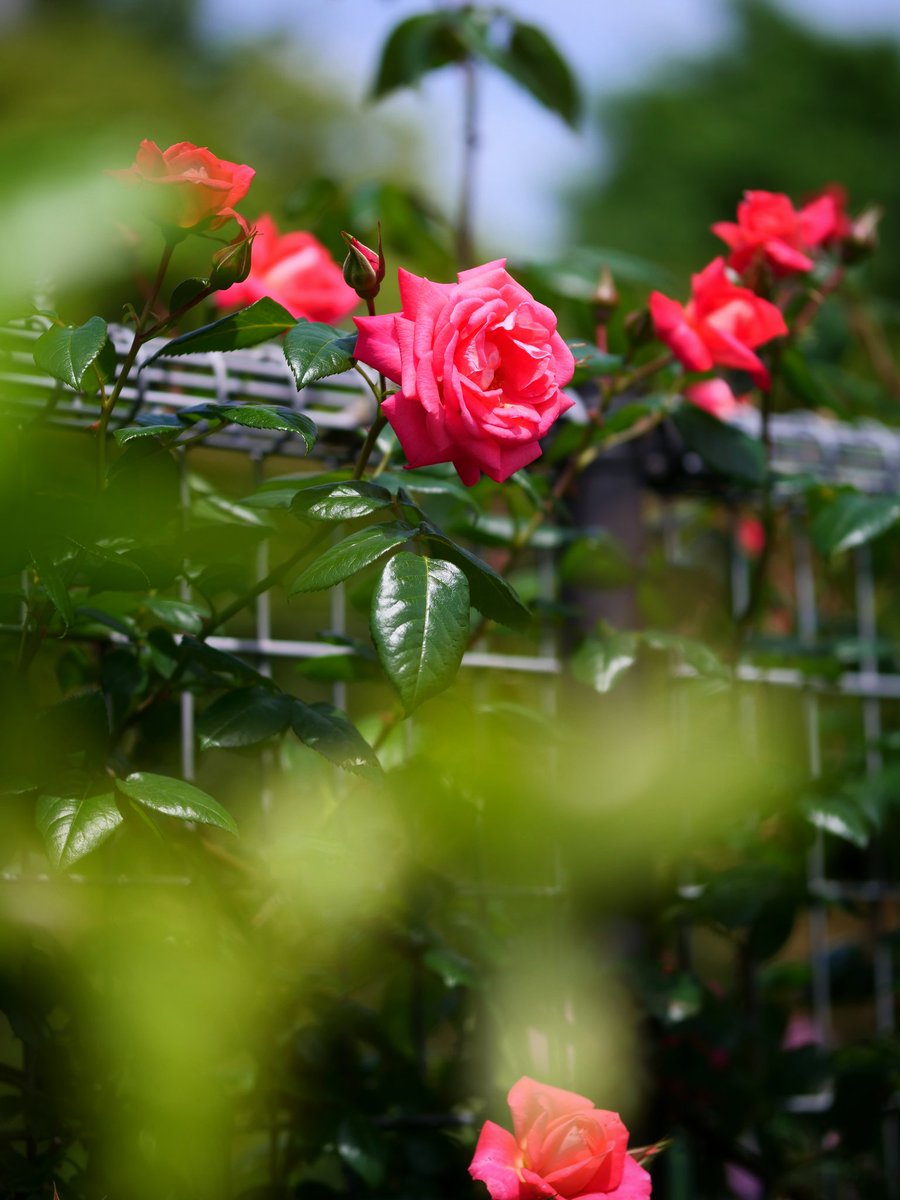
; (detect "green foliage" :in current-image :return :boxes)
[283,319,358,389]
[144,298,295,362]
[33,315,109,391]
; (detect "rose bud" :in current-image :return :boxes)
[593,266,619,319]
[842,204,882,265]
[210,225,256,290]
[341,227,385,301]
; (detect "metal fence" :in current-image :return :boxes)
[2,320,900,1190]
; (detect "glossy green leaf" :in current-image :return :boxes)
[179,637,265,684]
[37,789,122,868]
[804,794,871,848]
[169,277,210,313]
[114,424,181,445]
[143,297,294,365]
[571,630,638,693]
[420,523,530,627]
[215,405,317,451]
[283,320,357,389]
[370,11,469,97]
[116,772,238,834]
[290,699,382,779]
[674,404,766,485]
[197,687,292,749]
[288,521,414,593]
[371,552,469,713]
[33,316,109,391]
[290,481,393,522]
[811,491,900,557]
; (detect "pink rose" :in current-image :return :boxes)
[650,258,787,389]
[712,189,837,276]
[353,261,575,486]
[684,378,746,420]
[110,140,254,232]
[216,214,359,323]
[469,1077,651,1200]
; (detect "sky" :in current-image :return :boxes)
[197,0,900,256]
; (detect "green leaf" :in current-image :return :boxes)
[371,552,469,713]
[116,772,238,835]
[370,11,469,98]
[179,637,265,684]
[114,424,181,445]
[337,1117,387,1189]
[420,523,530,628]
[290,699,382,779]
[377,469,480,511]
[37,789,123,868]
[31,549,74,630]
[423,946,478,988]
[290,481,393,522]
[567,341,624,385]
[33,316,109,391]
[571,631,638,693]
[475,18,581,127]
[811,491,900,557]
[212,404,318,451]
[673,404,766,485]
[804,794,871,848]
[288,521,414,593]
[169,277,210,313]
[143,298,294,365]
[141,597,209,635]
[197,686,292,749]
[283,320,357,389]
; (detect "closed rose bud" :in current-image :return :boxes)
[210,227,256,290]
[341,227,385,301]
[842,204,882,265]
[593,266,619,319]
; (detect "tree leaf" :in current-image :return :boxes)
[474,17,581,127]
[370,11,469,98]
[811,491,900,557]
[290,698,382,779]
[31,549,74,630]
[37,789,122,868]
[419,523,530,628]
[143,297,294,365]
[571,631,638,693]
[290,481,393,522]
[33,316,109,391]
[197,686,292,749]
[283,320,358,389]
[116,772,238,834]
[371,552,469,713]
[288,521,414,593]
[674,404,766,485]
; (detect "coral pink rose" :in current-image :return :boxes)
[469,1077,651,1200]
[110,140,254,232]
[712,189,837,276]
[684,378,747,420]
[216,214,358,323]
[650,258,786,390]
[353,261,575,485]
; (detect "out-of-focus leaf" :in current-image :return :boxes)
[804,794,872,848]
[473,17,581,127]
[370,11,469,97]
[31,549,74,630]
[336,1116,387,1188]
[571,630,638,692]
[674,404,766,485]
[290,699,382,780]
[811,490,900,557]
[141,597,209,635]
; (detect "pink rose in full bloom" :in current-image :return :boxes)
[110,140,254,232]
[469,1077,651,1200]
[712,189,838,276]
[215,214,358,323]
[650,258,787,389]
[353,261,575,485]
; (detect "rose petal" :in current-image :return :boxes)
[508,1077,594,1146]
[469,1122,525,1200]
[578,1155,653,1200]
[354,314,404,384]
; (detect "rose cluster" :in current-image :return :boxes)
[469,1076,652,1200]
[650,187,856,415]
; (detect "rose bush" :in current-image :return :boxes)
[649,257,786,389]
[711,188,839,276]
[469,1077,652,1200]
[110,139,254,232]
[353,260,575,485]
[216,214,358,322]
